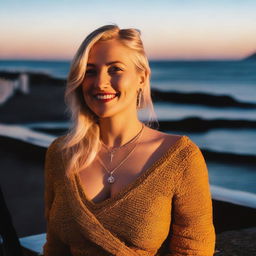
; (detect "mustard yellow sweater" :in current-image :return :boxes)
[43,135,215,256]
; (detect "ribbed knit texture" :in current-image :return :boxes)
[43,135,215,256]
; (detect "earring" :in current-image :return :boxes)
[136,88,143,109]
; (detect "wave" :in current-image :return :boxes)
[22,121,256,157]
[0,125,255,208]
[22,118,256,134]
[0,123,55,148]
[151,89,256,108]
[152,102,256,121]
[211,185,256,209]
[180,129,256,156]
[1,123,255,161]
[158,118,256,131]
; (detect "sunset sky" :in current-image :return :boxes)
[1,0,256,60]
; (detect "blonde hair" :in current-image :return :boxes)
[60,24,159,177]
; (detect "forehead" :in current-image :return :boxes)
[88,39,134,65]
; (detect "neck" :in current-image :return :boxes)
[99,115,144,148]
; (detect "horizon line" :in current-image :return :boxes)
[0,56,250,62]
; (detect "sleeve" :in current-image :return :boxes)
[43,138,71,256]
[164,146,216,256]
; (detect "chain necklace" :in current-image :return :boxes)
[97,123,145,184]
[100,123,145,162]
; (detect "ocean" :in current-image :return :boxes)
[0,59,255,197]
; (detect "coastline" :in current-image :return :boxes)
[1,71,256,124]
[0,70,255,255]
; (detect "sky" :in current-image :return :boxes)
[1,0,256,60]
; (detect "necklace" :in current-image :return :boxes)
[100,123,144,162]
[97,123,145,184]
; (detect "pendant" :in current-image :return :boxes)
[107,174,115,184]
[110,152,114,162]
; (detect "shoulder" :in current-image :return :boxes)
[46,135,66,156]
[144,126,203,159]
[156,129,201,153]
[143,126,183,144]
[145,128,209,190]
[144,126,195,150]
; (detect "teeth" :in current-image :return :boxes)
[96,94,116,100]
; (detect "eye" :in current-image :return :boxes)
[85,68,96,76]
[108,66,123,74]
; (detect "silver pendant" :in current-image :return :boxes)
[107,174,115,184]
[110,152,114,162]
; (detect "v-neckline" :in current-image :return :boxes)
[74,135,188,211]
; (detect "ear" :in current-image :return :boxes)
[138,70,147,88]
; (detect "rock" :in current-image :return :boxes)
[244,52,256,61]
[214,227,256,255]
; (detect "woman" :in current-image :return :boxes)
[43,25,215,256]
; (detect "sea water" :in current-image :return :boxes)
[0,59,255,195]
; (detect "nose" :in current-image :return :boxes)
[94,70,110,89]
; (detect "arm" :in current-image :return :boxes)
[164,146,216,256]
[43,139,71,256]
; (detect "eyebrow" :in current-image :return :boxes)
[87,61,125,67]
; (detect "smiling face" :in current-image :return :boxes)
[82,39,145,119]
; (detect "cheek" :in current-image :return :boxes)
[81,81,92,95]
[113,74,138,90]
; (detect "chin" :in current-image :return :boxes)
[91,110,113,118]
[90,104,132,120]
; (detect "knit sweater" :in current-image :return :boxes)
[43,135,215,256]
